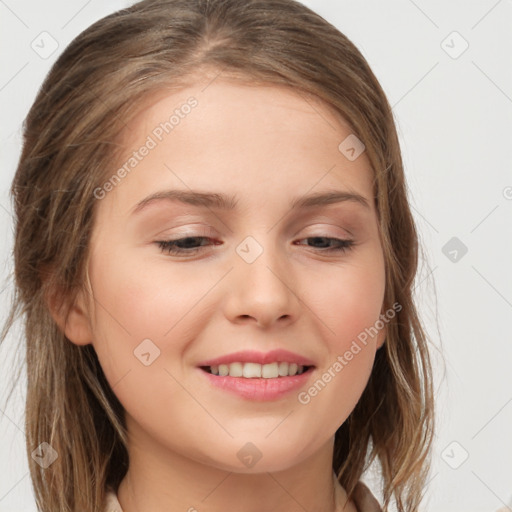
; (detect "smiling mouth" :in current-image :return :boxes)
[200,362,314,378]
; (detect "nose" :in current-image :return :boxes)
[223,239,300,329]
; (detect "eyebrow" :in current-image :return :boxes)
[130,189,370,215]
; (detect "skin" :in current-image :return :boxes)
[57,75,386,512]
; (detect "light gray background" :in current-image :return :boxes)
[1,1,511,511]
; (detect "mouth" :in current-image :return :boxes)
[199,362,315,378]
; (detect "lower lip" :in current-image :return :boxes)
[198,367,314,401]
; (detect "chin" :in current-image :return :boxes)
[194,437,314,474]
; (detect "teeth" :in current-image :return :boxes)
[228,362,243,377]
[243,362,262,378]
[207,362,308,378]
[278,362,289,376]
[261,362,278,378]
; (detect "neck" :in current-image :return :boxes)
[116,421,356,512]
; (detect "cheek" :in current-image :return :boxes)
[88,244,205,336]
[86,249,211,428]
[308,255,386,348]
[297,269,384,433]
[86,245,207,382]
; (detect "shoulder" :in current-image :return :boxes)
[333,472,382,512]
[351,481,382,512]
[104,488,123,512]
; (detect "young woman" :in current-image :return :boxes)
[2,1,434,510]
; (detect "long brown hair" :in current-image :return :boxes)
[1,0,435,510]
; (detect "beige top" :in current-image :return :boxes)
[104,473,382,512]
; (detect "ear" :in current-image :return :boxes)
[45,282,93,346]
[375,309,387,350]
[376,326,386,350]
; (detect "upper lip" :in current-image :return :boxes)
[197,349,316,367]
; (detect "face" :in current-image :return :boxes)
[72,77,386,473]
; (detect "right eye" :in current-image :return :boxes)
[156,236,217,256]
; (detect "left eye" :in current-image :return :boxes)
[156,236,354,256]
[294,236,355,253]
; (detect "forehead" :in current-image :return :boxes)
[100,78,375,218]
[125,78,358,150]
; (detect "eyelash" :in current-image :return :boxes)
[156,236,355,256]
